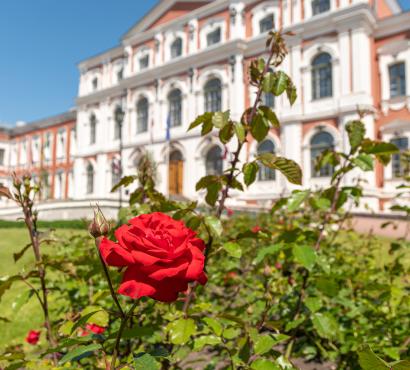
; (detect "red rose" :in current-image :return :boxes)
[226,208,234,217]
[252,226,261,233]
[99,212,207,302]
[25,330,40,345]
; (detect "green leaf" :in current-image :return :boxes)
[272,71,289,96]
[293,245,316,270]
[361,140,399,155]
[193,335,221,351]
[81,306,109,327]
[188,112,213,131]
[205,182,222,207]
[259,106,280,128]
[167,318,196,345]
[257,153,302,185]
[111,175,136,192]
[196,175,220,191]
[285,317,305,331]
[287,190,309,212]
[59,343,102,364]
[201,118,213,135]
[134,353,160,370]
[254,334,275,355]
[262,72,276,93]
[223,242,242,258]
[352,154,374,171]
[312,313,339,340]
[253,244,281,265]
[212,111,230,128]
[346,120,366,152]
[243,162,259,186]
[305,297,322,313]
[316,277,339,297]
[204,216,223,238]
[234,122,246,143]
[203,317,223,336]
[251,358,280,370]
[286,80,297,105]
[392,361,410,370]
[70,310,102,335]
[251,113,269,142]
[357,345,389,370]
[0,275,24,302]
[12,290,33,313]
[219,122,234,144]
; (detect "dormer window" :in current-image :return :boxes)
[312,0,330,15]
[92,77,98,91]
[207,28,221,47]
[259,14,274,33]
[139,55,149,70]
[171,38,183,59]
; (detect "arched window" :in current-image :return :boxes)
[312,53,332,100]
[257,140,276,181]
[171,38,183,59]
[206,146,223,175]
[310,131,334,178]
[86,163,94,194]
[168,89,182,127]
[90,114,96,144]
[204,78,222,112]
[259,14,274,33]
[312,0,330,15]
[137,98,149,133]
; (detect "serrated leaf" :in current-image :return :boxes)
[254,334,275,355]
[286,81,297,105]
[357,345,389,370]
[204,216,223,238]
[305,297,322,313]
[134,353,160,370]
[203,317,223,336]
[81,306,109,327]
[346,120,366,152]
[253,244,281,265]
[361,140,399,155]
[287,190,309,212]
[251,113,269,142]
[219,122,234,144]
[59,343,102,364]
[352,154,374,171]
[70,310,102,335]
[392,360,410,370]
[243,162,259,186]
[272,71,289,96]
[293,245,316,270]
[188,112,213,131]
[212,111,230,128]
[234,122,246,143]
[259,106,280,128]
[167,318,196,345]
[251,359,280,370]
[223,242,242,258]
[257,153,302,185]
[193,335,221,351]
[312,313,339,340]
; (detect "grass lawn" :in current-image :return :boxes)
[0,227,87,350]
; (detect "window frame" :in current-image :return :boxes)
[206,28,221,47]
[389,62,406,98]
[204,78,222,112]
[390,136,409,178]
[259,14,274,34]
[170,37,183,59]
[136,97,149,133]
[205,145,223,176]
[86,163,94,194]
[311,53,333,100]
[257,140,276,181]
[310,131,335,178]
[89,114,97,145]
[311,0,331,15]
[168,89,183,128]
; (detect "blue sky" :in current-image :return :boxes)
[0,0,409,126]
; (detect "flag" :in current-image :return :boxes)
[166,114,171,142]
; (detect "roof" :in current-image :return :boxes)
[10,110,77,137]
[121,0,212,40]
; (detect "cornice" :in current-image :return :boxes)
[374,11,410,40]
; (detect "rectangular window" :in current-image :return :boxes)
[0,149,4,166]
[391,137,409,178]
[139,55,149,70]
[117,68,123,81]
[389,62,406,98]
[312,0,330,15]
[207,28,221,47]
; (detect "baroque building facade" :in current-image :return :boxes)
[0,0,409,219]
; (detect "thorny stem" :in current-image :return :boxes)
[94,237,125,318]
[17,189,56,350]
[110,301,139,370]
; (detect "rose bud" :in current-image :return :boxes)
[252,226,261,233]
[275,262,282,270]
[25,330,40,345]
[99,212,207,302]
[89,206,111,238]
[226,208,234,217]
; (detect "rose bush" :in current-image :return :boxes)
[99,212,207,302]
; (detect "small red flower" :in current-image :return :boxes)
[99,212,207,302]
[252,226,261,233]
[226,208,234,217]
[275,262,283,270]
[25,330,40,345]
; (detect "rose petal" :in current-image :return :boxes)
[99,238,135,267]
